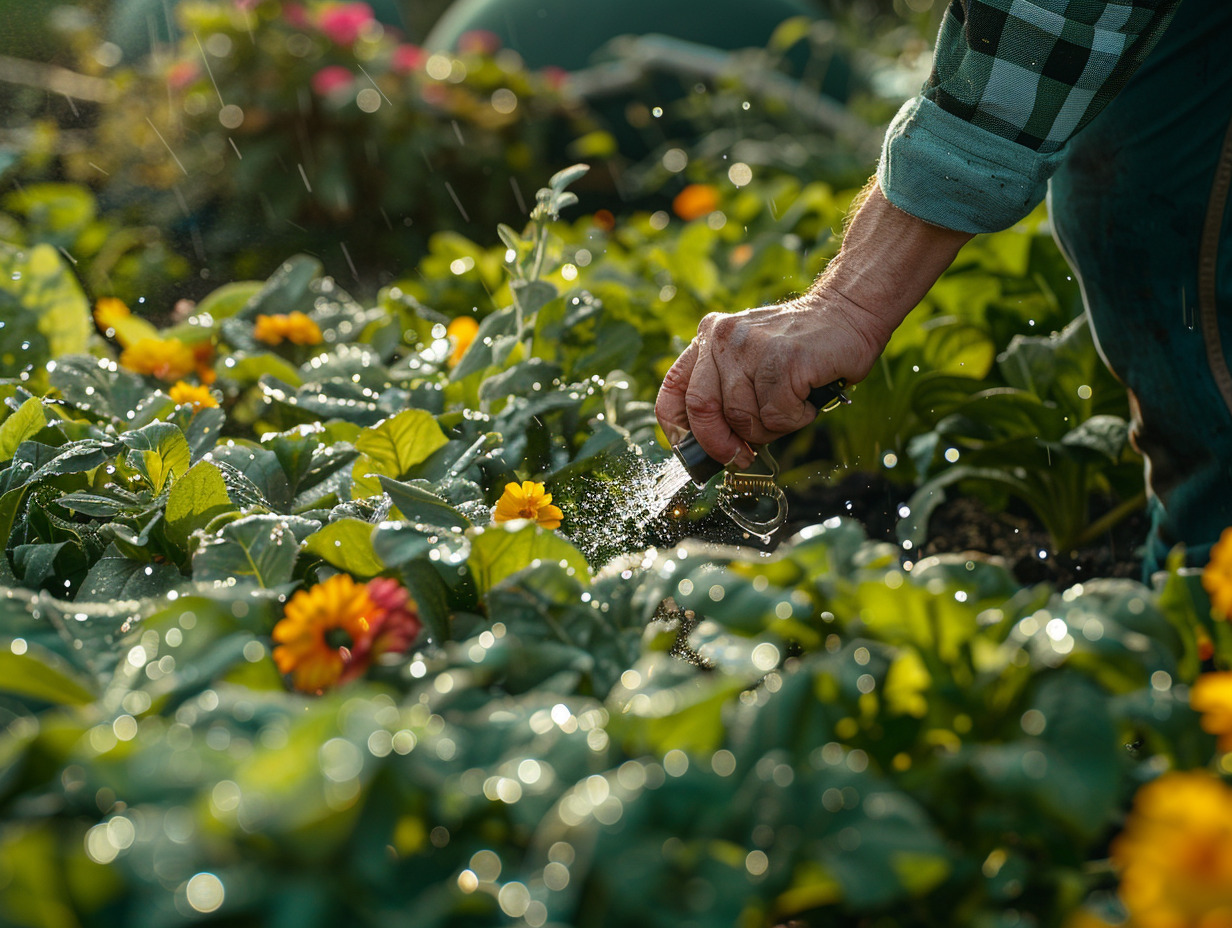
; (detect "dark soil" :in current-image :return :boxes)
[784,470,1148,590]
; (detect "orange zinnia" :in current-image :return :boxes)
[93,297,131,332]
[167,381,219,410]
[493,480,563,529]
[272,574,421,693]
[1111,771,1232,925]
[672,184,719,221]
[254,311,323,346]
[1192,672,1232,752]
[446,316,479,367]
[1204,527,1232,620]
[120,337,196,382]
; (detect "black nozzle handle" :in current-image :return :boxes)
[672,378,850,487]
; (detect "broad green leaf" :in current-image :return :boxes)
[379,476,470,530]
[0,242,92,371]
[0,649,94,705]
[120,422,191,495]
[302,518,384,578]
[467,522,590,594]
[192,514,302,588]
[0,398,46,463]
[165,461,234,547]
[351,409,449,498]
[78,555,183,601]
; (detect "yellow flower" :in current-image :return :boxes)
[95,296,160,347]
[1111,771,1232,926]
[272,574,422,694]
[493,480,563,529]
[167,381,218,410]
[93,297,130,331]
[254,311,323,346]
[447,316,479,367]
[119,337,196,382]
[1192,672,1232,753]
[1204,527,1232,620]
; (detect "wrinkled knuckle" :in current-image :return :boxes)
[760,406,799,434]
[684,392,723,422]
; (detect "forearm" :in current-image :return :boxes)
[800,182,973,369]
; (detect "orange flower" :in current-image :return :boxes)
[254,311,323,346]
[1111,771,1232,926]
[272,574,421,693]
[167,381,218,409]
[119,337,196,382]
[447,316,479,367]
[592,209,615,232]
[1204,527,1232,620]
[192,341,217,385]
[672,184,719,221]
[493,480,563,529]
[1192,672,1232,752]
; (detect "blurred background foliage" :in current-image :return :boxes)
[0,0,941,305]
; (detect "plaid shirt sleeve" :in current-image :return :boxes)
[877,0,1182,233]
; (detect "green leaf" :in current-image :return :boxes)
[351,409,449,498]
[0,242,92,373]
[78,554,183,601]
[467,522,590,594]
[192,514,303,588]
[0,398,46,463]
[0,649,95,705]
[120,422,191,495]
[378,476,471,530]
[548,163,589,192]
[165,461,234,548]
[302,518,384,578]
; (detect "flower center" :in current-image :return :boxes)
[324,627,354,651]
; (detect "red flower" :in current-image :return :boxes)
[312,65,354,96]
[283,3,310,28]
[318,2,375,46]
[391,43,425,74]
[458,29,501,55]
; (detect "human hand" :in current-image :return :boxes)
[654,293,888,468]
[654,183,974,468]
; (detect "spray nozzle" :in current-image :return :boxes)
[665,378,850,539]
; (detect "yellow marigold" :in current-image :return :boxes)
[93,296,131,331]
[1204,527,1232,620]
[1192,672,1232,752]
[167,381,218,410]
[272,574,421,694]
[493,480,563,529]
[672,183,719,221]
[447,316,479,367]
[119,337,196,382]
[1111,770,1232,926]
[254,311,323,346]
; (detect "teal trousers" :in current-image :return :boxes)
[1049,0,1232,574]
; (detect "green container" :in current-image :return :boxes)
[424,0,827,72]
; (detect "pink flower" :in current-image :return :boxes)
[458,29,501,55]
[318,2,375,46]
[312,65,354,96]
[166,60,199,91]
[363,577,423,656]
[541,66,569,90]
[283,2,310,28]
[391,43,425,74]
[234,0,259,10]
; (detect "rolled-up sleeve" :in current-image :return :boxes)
[877,0,1182,233]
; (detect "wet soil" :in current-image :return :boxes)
[784,470,1148,590]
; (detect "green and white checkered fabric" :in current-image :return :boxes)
[923,0,1182,153]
